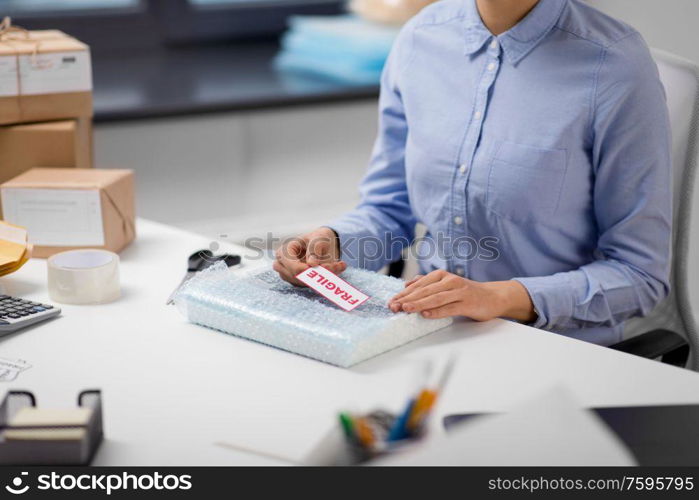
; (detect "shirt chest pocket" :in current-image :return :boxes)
[486,140,568,223]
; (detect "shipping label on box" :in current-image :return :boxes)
[18,50,92,95]
[0,55,19,97]
[1,188,104,247]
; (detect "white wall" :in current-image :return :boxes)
[94,102,378,243]
[588,0,699,63]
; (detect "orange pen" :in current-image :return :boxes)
[355,416,375,447]
[407,356,456,431]
[407,389,438,430]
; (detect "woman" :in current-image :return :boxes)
[274,0,672,346]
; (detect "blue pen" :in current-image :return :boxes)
[387,398,416,442]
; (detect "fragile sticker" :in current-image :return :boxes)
[296,266,370,311]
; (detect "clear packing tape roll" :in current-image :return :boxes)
[174,263,452,367]
[47,250,120,305]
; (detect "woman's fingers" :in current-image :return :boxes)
[389,275,423,309]
[283,239,305,259]
[403,274,424,288]
[275,239,309,285]
[306,236,338,265]
[274,228,345,286]
[277,239,305,266]
[402,290,461,313]
[389,271,464,313]
[306,239,346,275]
[394,281,455,309]
[321,261,347,274]
[280,257,310,281]
[273,258,304,286]
[390,271,446,303]
[420,301,465,319]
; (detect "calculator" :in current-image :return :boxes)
[0,295,61,335]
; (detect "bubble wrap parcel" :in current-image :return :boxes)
[174,263,452,367]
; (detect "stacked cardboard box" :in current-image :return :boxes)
[0,28,92,124]
[0,25,96,257]
[0,27,93,184]
[0,119,92,185]
[1,168,135,258]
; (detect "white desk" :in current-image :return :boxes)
[2,219,699,465]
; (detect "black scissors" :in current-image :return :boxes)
[166,249,241,305]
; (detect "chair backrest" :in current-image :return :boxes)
[623,49,699,370]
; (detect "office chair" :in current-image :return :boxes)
[612,49,699,371]
[387,49,699,371]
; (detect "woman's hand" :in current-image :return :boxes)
[273,227,346,286]
[388,270,536,322]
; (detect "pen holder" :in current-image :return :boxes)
[304,410,427,465]
[0,390,104,465]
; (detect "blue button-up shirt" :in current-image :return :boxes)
[329,0,672,345]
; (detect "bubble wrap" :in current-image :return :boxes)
[174,263,452,367]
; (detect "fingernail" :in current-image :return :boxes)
[422,311,431,318]
[403,303,414,312]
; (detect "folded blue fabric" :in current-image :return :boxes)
[274,15,400,85]
[275,52,384,85]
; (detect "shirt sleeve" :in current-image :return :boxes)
[327,22,417,271]
[514,32,672,331]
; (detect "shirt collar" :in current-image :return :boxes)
[463,0,568,65]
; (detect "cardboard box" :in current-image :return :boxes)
[0,30,92,125]
[0,119,93,186]
[1,168,135,258]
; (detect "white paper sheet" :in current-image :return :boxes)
[0,357,32,383]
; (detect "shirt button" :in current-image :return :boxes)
[453,216,463,225]
[459,164,467,174]
[455,266,465,276]
[474,110,482,120]
[487,62,496,71]
[490,40,498,49]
